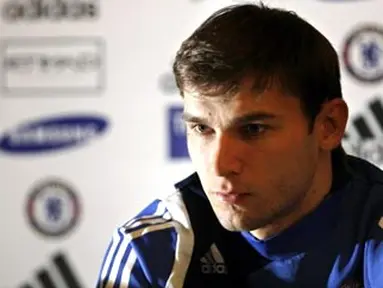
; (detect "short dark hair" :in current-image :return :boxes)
[173,3,342,131]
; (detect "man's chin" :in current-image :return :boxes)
[214,211,268,232]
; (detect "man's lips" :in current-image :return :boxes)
[214,191,250,204]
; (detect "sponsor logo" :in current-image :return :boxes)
[0,114,109,154]
[168,105,189,159]
[1,37,105,95]
[342,25,383,83]
[19,251,84,288]
[343,96,383,168]
[200,243,227,274]
[1,0,99,22]
[26,178,81,237]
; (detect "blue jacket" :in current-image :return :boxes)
[97,155,383,287]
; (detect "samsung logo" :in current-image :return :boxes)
[0,114,109,154]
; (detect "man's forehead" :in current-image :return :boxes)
[182,78,287,102]
[183,86,281,109]
[182,86,303,124]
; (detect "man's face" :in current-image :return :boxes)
[183,82,323,233]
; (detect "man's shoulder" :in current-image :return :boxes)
[346,155,383,209]
[117,172,207,242]
[122,198,173,235]
[97,191,195,287]
[363,213,383,286]
[347,155,383,185]
[120,190,193,240]
[349,156,383,285]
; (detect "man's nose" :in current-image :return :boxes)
[210,134,243,177]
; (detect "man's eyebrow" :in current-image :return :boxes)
[182,111,277,125]
[182,112,208,124]
[232,112,277,125]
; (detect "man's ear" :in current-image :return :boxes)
[315,98,349,151]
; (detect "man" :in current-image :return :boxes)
[97,3,383,287]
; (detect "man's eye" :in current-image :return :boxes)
[241,124,267,137]
[193,124,211,134]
